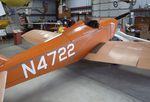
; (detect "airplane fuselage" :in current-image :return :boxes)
[0,19,118,88]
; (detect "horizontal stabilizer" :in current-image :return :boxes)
[85,41,150,70]
[0,71,7,102]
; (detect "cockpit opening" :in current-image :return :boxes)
[85,20,99,29]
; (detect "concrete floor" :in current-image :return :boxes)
[1,39,150,102]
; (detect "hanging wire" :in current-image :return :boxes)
[99,0,101,18]
[86,0,88,14]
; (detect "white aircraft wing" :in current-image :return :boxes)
[22,30,61,45]
[85,41,150,70]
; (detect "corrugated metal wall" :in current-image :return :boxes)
[67,0,91,8]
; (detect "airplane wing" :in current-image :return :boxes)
[0,20,10,29]
[0,71,7,102]
[85,41,150,70]
[22,30,61,45]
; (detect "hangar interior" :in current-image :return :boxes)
[0,0,150,102]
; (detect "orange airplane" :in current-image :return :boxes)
[0,14,150,101]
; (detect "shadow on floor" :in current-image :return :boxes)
[69,60,150,102]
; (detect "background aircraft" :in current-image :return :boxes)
[0,20,9,29]
[0,0,30,7]
[0,0,30,29]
